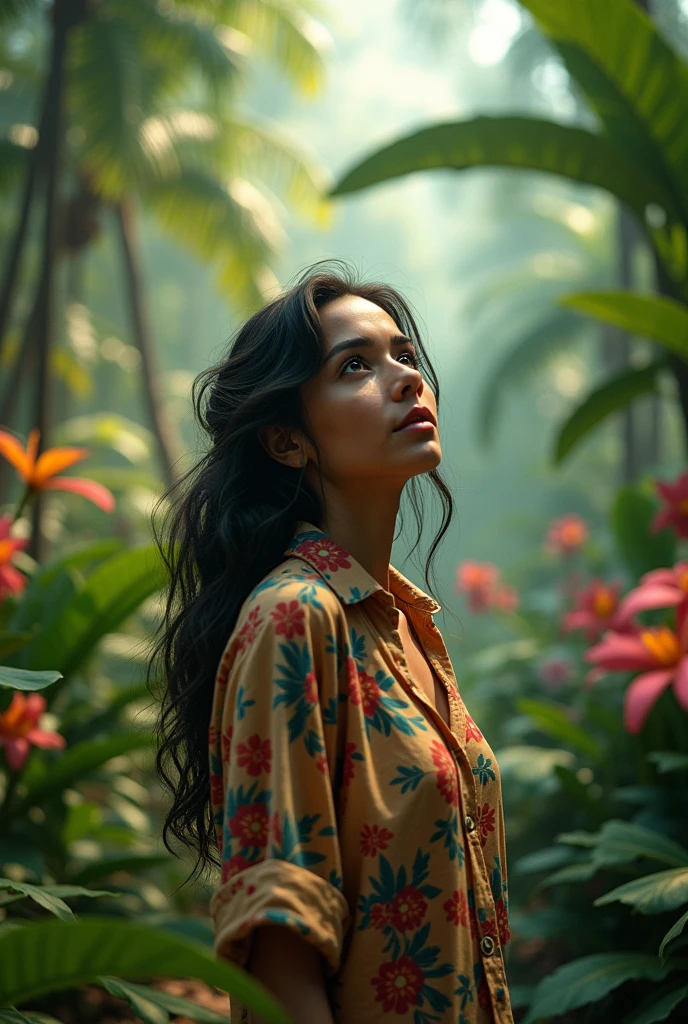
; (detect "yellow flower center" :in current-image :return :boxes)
[680,500,688,515]
[592,589,615,618]
[679,570,688,592]
[640,627,680,666]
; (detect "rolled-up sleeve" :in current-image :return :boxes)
[209,580,350,976]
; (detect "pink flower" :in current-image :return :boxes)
[652,472,688,538]
[585,606,688,734]
[0,515,28,600]
[0,691,66,771]
[617,563,688,620]
[455,560,518,614]
[562,579,632,642]
[545,514,588,555]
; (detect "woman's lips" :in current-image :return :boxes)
[394,419,435,433]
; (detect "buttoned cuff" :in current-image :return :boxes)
[210,859,351,975]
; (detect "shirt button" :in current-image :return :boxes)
[465,815,476,832]
[480,935,496,956]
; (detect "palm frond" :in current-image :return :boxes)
[218,0,330,95]
[144,167,281,310]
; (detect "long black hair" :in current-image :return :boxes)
[147,258,455,882]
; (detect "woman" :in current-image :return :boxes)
[150,260,514,1023]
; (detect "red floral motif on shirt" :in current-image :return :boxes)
[360,823,394,856]
[369,902,393,929]
[477,971,492,1013]
[475,802,496,847]
[442,888,468,926]
[294,538,351,573]
[315,752,329,775]
[430,739,458,807]
[236,733,272,776]
[348,669,381,717]
[221,853,251,884]
[269,599,305,640]
[228,802,269,848]
[235,606,263,653]
[391,885,427,932]
[208,723,217,746]
[304,670,319,705]
[479,917,497,941]
[210,771,223,808]
[372,956,424,1014]
[221,725,233,765]
[465,711,483,743]
[269,809,281,847]
[496,897,511,945]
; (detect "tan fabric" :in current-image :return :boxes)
[209,520,514,1023]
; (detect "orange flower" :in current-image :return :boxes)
[0,514,28,599]
[545,514,588,555]
[0,428,115,512]
[0,691,66,771]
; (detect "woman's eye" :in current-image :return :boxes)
[341,350,418,374]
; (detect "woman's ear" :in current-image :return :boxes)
[258,425,307,469]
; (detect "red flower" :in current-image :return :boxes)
[236,733,272,776]
[442,889,467,926]
[562,578,632,642]
[391,885,427,931]
[369,902,393,929]
[545,514,588,555]
[430,739,458,806]
[269,809,282,847]
[349,669,381,716]
[0,692,66,771]
[236,606,263,653]
[314,752,328,775]
[455,560,518,614]
[475,802,496,846]
[294,538,351,573]
[464,712,483,744]
[228,803,269,848]
[0,515,28,600]
[617,562,688,620]
[360,823,394,856]
[269,599,305,640]
[585,607,688,734]
[304,670,319,705]
[652,472,688,538]
[221,853,251,884]
[342,741,358,787]
[371,956,424,1013]
[0,427,115,512]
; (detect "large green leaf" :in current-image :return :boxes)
[561,292,688,360]
[558,820,688,869]
[15,732,152,811]
[611,486,676,579]
[520,952,681,1024]
[553,361,664,464]
[67,853,170,887]
[0,917,290,1023]
[14,546,169,676]
[330,116,674,225]
[99,976,231,1024]
[0,1010,62,1024]
[519,0,688,227]
[0,668,62,692]
[624,980,688,1024]
[659,909,688,961]
[0,880,116,921]
[594,867,688,914]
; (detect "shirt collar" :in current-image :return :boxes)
[284,520,442,614]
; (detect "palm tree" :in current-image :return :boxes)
[0,0,331,558]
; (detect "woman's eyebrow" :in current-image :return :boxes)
[323,334,414,363]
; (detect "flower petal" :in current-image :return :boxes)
[624,669,674,734]
[32,446,90,486]
[0,430,31,482]
[617,584,682,620]
[23,693,47,727]
[40,476,116,512]
[585,631,657,671]
[673,656,688,712]
[0,563,28,598]
[26,728,66,750]
[4,736,30,771]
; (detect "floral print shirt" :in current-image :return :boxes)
[209,521,514,1024]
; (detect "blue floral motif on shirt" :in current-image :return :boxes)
[358,849,441,959]
[430,813,465,865]
[272,639,325,757]
[360,667,429,739]
[235,684,255,721]
[472,752,496,785]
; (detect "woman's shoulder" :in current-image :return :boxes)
[235,555,343,634]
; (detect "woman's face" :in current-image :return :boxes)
[299,293,442,487]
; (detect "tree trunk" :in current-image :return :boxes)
[0,145,39,368]
[114,197,181,492]
[26,1,71,563]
